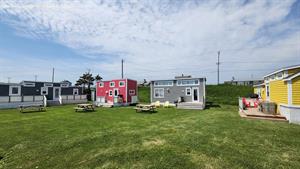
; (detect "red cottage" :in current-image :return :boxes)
[95,79,138,106]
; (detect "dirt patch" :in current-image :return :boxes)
[143,138,166,147]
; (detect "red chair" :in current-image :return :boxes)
[242,98,250,108]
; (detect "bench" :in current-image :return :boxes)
[134,104,156,113]
[74,104,95,112]
[19,104,46,113]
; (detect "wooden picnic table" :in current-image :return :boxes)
[19,104,46,113]
[134,104,156,113]
[74,103,95,112]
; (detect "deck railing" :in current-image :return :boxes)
[0,95,44,103]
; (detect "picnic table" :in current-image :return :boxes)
[134,104,156,113]
[74,103,95,112]
[19,104,46,113]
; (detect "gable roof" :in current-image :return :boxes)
[264,64,300,78]
[283,72,300,81]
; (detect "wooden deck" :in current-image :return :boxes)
[177,102,204,110]
[239,108,287,122]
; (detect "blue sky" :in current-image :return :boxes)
[0,0,299,84]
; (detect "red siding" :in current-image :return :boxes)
[96,79,137,103]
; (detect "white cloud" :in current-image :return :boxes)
[0,0,299,83]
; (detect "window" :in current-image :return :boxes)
[266,86,270,97]
[177,79,199,86]
[129,90,135,95]
[154,88,164,98]
[119,81,125,87]
[186,88,191,96]
[23,82,35,87]
[60,83,69,88]
[40,87,48,95]
[110,82,115,87]
[9,86,21,96]
[73,88,79,95]
[44,83,53,87]
[99,82,104,87]
[154,81,173,86]
[109,90,113,96]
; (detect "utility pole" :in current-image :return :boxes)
[35,75,38,82]
[217,51,221,85]
[52,68,55,83]
[7,77,11,83]
[121,59,124,79]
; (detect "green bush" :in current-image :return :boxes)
[206,84,253,105]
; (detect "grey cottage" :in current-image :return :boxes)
[150,75,206,109]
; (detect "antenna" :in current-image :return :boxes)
[216,51,221,85]
[52,68,55,83]
[121,59,124,79]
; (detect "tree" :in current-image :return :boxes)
[76,72,95,101]
[95,74,103,81]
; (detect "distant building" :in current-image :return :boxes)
[224,79,264,86]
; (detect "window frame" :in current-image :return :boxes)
[154,81,173,87]
[119,81,125,87]
[110,82,115,87]
[60,83,69,88]
[73,88,79,95]
[109,90,113,96]
[23,82,35,87]
[99,82,104,87]
[9,86,21,96]
[129,89,135,95]
[176,79,199,86]
[44,83,53,87]
[40,87,48,95]
[154,88,164,98]
[186,87,191,96]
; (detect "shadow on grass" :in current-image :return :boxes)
[205,101,221,109]
[20,110,47,113]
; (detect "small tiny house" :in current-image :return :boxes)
[150,75,206,109]
[0,80,86,109]
[95,79,138,106]
[253,64,300,123]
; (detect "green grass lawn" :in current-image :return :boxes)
[0,105,300,169]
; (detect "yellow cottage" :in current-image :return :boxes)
[254,65,300,123]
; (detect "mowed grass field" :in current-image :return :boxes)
[1,105,300,168]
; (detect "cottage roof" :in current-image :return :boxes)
[283,72,300,81]
[264,64,300,78]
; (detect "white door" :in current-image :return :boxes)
[53,87,61,100]
[192,87,199,102]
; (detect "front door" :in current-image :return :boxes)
[192,87,199,102]
[53,87,61,100]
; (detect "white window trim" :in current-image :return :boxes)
[119,81,125,87]
[186,87,191,96]
[109,90,113,96]
[40,87,48,95]
[154,81,173,87]
[9,86,21,96]
[176,79,199,86]
[99,82,104,87]
[110,82,115,87]
[44,83,53,87]
[129,89,135,95]
[73,88,79,95]
[154,88,164,98]
[23,82,35,87]
[60,83,69,88]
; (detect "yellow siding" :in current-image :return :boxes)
[269,80,288,105]
[288,68,300,75]
[261,87,265,100]
[292,76,300,105]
